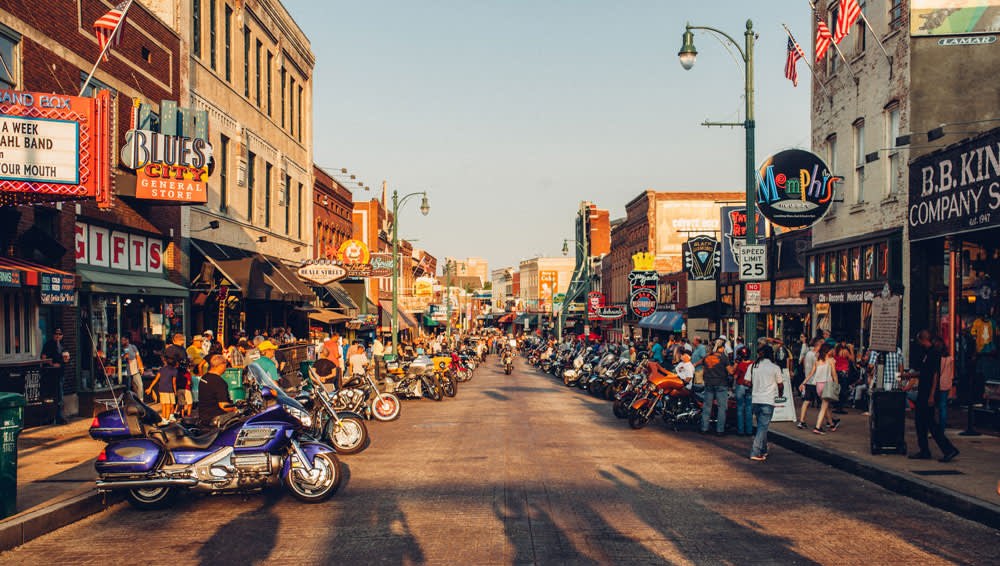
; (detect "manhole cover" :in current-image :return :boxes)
[911,470,964,476]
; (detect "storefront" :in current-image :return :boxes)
[802,228,903,347]
[763,230,811,343]
[909,127,1000,405]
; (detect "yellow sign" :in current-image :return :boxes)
[631,252,655,272]
[414,276,435,297]
[337,239,370,265]
[539,270,558,301]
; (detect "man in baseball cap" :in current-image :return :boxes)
[250,339,282,386]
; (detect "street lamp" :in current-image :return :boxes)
[558,238,590,342]
[678,19,758,354]
[444,259,455,340]
[391,189,430,355]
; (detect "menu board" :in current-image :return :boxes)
[869,296,901,352]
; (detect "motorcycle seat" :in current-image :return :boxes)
[150,422,220,450]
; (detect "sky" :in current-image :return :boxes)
[288,1,814,274]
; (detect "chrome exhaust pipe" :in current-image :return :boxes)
[96,478,199,491]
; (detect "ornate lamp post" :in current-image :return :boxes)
[391,190,430,354]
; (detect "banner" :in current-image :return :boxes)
[683,236,721,280]
[539,270,557,302]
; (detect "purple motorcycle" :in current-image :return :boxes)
[89,365,342,509]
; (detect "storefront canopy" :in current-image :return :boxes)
[379,300,419,331]
[308,308,351,325]
[638,311,684,333]
[314,281,359,311]
[497,313,516,323]
[78,267,188,297]
[191,240,315,303]
[424,315,440,327]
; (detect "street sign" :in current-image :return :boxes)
[739,244,767,281]
[745,282,761,313]
[298,261,347,285]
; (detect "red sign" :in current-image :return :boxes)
[0,89,112,207]
[591,306,625,320]
[587,291,604,314]
[630,290,657,317]
[745,283,761,291]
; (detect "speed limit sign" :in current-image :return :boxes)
[739,244,767,281]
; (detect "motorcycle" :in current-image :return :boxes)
[297,368,369,454]
[431,355,458,397]
[331,368,402,422]
[503,351,514,375]
[90,366,342,509]
[386,355,442,401]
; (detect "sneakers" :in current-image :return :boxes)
[796,421,806,429]
[812,427,826,435]
[749,455,766,461]
[829,419,840,432]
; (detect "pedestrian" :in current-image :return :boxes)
[700,341,733,435]
[372,335,385,380]
[201,329,215,356]
[40,327,69,424]
[935,337,954,435]
[733,346,753,437]
[805,342,838,435]
[748,345,784,462]
[909,330,959,462]
[121,335,145,399]
[650,335,663,365]
[164,333,188,369]
[146,357,179,421]
[675,353,695,389]
[312,358,338,392]
[186,335,205,371]
[348,340,369,382]
[796,338,822,428]
[322,333,342,380]
[833,342,853,414]
[251,340,282,385]
[197,355,234,427]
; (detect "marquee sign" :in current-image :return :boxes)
[0,89,112,208]
[756,149,839,229]
[297,260,347,285]
[683,235,721,280]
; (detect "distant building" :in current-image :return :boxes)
[444,257,488,287]
[313,166,353,260]
[518,257,576,314]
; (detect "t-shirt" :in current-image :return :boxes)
[971,317,996,354]
[253,356,281,384]
[164,344,188,368]
[914,343,940,402]
[123,344,141,376]
[803,350,818,385]
[186,345,204,372]
[702,352,731,387]
[651,343,664,364]
[198,372,230,425]
[349,352,368,376]
[750,359,784,405]
[323,340,341,364]
[675,361,695,388]
[157,366,180,393]
[734,360,752,387]
[691,344,707,365]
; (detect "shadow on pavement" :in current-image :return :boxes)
[481,390,511,402]
[325,489,425,565]
[197,492,281,566]
[493,495,599,565]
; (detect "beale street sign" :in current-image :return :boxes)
[297,260,347,285]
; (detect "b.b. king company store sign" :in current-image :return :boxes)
[909,128,1000,241]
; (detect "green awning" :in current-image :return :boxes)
[78,267,188,297]
[423,315,440,327]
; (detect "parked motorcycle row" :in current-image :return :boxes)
[88,345,486,510]
[522,337,733,432]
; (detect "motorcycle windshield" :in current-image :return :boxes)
[245,363,306,412]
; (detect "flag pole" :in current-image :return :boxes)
[809,1,858,84]
[857,9,894,68]
[79,0,135,97]
[782,23,830,95]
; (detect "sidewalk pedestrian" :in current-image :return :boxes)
[733,347,753,436]
[909,330,959,462]
[40,328,68,425]
[121,335,145,399]
[806,343,838,435]
[146,358,179,421]
[936,337,954,435]
[797,338,822,428]
[748,345,784,462]
[700,341,733,435]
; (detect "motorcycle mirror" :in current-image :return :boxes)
[261,387,276,399]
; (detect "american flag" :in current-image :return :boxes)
[784,38,802,87]
[93,1,131,62]
[834,0,862,44]
[815,15,834,62]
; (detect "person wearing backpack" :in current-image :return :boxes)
[749,345,784,461]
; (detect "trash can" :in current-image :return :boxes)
[222,368,245,401]
[0,392,26,519]
[299,361,316,391]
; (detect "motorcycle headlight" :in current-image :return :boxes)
[287,406,313,428]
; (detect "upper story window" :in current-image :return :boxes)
[192,0,201,58]
[885,104,901,195]
[889,0,904,31]
[0,27,20,90]
[854,119,866,204]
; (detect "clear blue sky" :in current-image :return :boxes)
[289,1,813,274]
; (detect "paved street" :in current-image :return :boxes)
[3,359,998,566]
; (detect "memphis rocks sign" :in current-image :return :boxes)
[756,149,839,229]
[909,129,1000,241]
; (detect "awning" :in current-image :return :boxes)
[638,311,684,332]
[423,315,440,327]
[78,267,188,297]
[308,308,351,325]
[259,255,314,302]
[497,313,516,323]
[0,256,75,286]
[379,300,419,331]
[314,281,359,311]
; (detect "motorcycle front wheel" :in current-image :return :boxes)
[284,452,342,503]
[628,411,650,430]
[441,375,457,397]
[371,393,401,421]
[325,416,368,455]
[423,378,443,401]
[612,399,629,418]
[125,486,175,510]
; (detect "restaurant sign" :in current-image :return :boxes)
[40,272,76,305]
[908,128,1000,241]
[0,89,112,207]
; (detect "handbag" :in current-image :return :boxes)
[821,380,841,401]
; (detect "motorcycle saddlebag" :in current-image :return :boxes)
[96,439,163,474]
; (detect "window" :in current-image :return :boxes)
[192,0,201,58]
[219,134,229,212]
[886,105,901,195]
[264,162,272,227]
[224,5,232,81]
[209,0,216,69]
[289,76,295,136]
[297,85,303,141]
[854,120,865,203]
[285,174,291,234]
[243,26,250,97]
[889,0,904,31]
[855,1,866,54]
[80,72,116,98]
[280,68,286,127]
[247,151,255,220]
[0,28,18,90]
[827,134,838,209]
[828,8,839,74]
[266,52,272,116]
[297,183,303,238]
[255,40,262,106]
[0,290,37,362]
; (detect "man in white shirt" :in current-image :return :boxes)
[749,345,784,461]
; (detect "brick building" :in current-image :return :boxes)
[312,166,353,260]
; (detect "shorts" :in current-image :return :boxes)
[178,389,193,406]
[158,391,176,405]
[804,384,821,405]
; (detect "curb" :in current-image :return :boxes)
[0,489,122,551]
[768,429,1000,530]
